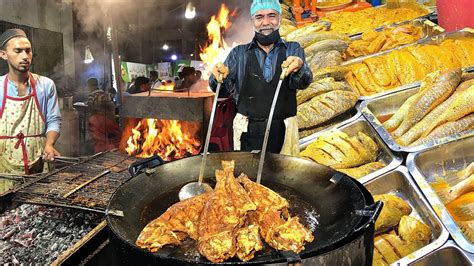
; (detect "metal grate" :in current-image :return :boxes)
[13,151,138,213]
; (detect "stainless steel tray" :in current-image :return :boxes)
[407,136,474,253]
[364,167,450,265]
[345,4,435,38]
[342,28,474,101]
[300,116,402,184]
[359,73,474,153]
[348,17,444,44]
[299,108,361,144]
[410,240,474,266]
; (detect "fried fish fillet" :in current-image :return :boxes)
[136,192,210,252]
[237,174,314,253]
[197,167,241,262]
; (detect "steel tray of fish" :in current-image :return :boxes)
[346,4,435,38]
[299,108,361,144]
[300,116,403,184]
[348,17,444,42]
[410,240,474,266]
[364,166,450,265]
[359,72,474,153]
[342,28,474,101]
[407,136,474,253]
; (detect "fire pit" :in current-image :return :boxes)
[0,204,102,264]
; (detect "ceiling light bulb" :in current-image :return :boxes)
[84,46,94,64]
[185,2,196,19]
[163,44,169,50]
[171,54,178,61]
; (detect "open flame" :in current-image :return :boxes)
[125,119,201,161]
[199,4,238,79]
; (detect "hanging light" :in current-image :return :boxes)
[171,54,178,61]
[84,46,94,64]
[185,2,196,19]
[162,44,169,50]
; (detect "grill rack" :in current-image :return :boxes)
[13,151,138,213]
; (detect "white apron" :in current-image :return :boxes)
[0,73,46,174]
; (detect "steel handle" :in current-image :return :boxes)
[198,82,222,185]
[353,200,383,234]
[256,68,288,184]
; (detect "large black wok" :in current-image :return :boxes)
[106,152,381,265]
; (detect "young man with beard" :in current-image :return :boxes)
[209,0,312,153]
[0,29,61,174]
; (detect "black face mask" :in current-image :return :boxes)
[255,30,280,46]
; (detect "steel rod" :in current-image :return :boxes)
[198,82,222,185]
[63,170,111,198]
[256,68,287,184]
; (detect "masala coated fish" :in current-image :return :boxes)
[373,194,412,234]
[338,161,386,179]
[395,73,474,145]
[392,69,461,138]
[237,174,314,253]
[297,90,358,129]
[412,113,474,146]
[301,130,379,169]
[296,78,349,105]
[422,84,474,137]
[398,216,432,244]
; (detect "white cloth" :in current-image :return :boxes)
[232,113,249,150]
[280,116,300,156]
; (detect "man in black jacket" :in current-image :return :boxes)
[209,0,312,153]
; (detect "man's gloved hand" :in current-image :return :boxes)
[212,62,229,83]
[280,56,304,79]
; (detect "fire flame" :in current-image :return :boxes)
[154,82,175,91]
[199,4,237,79]
[125,119,201,161]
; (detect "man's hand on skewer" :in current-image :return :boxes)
[281,56,304,78]
[212,63,229,83]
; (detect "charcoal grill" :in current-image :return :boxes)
[12,151,138,213]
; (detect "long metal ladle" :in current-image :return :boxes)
[256,68,287,184]
[178,79,222,201]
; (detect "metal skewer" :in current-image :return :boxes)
[178,77,222,201]
[256,68,287,184]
